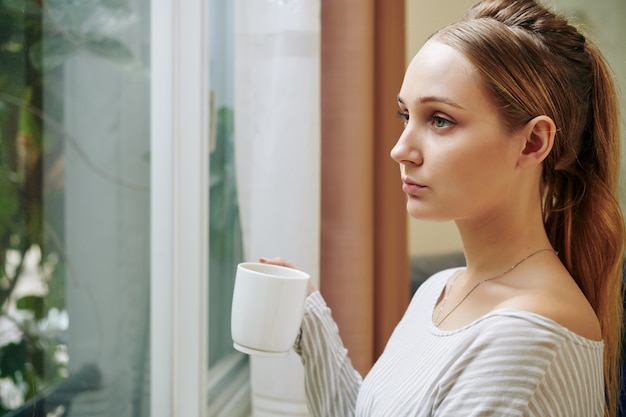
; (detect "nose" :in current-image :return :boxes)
[390,127,422,166]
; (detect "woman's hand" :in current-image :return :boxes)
[259,257,317,295]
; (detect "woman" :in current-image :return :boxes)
[263,0,625,415]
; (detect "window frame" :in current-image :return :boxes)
[151,1,250,415]
[150,0,210,415]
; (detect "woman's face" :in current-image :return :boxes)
[391,39,524,223]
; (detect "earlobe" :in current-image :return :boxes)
[518,116,556,168]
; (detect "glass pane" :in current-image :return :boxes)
[208,0,243,368]
[0,1,151,416]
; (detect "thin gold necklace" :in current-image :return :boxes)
[434,248,557,326]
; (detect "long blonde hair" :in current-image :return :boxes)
[434,1,625,415]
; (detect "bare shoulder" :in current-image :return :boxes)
[497,267,602,341]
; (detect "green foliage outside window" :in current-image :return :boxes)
[0,1,134,413]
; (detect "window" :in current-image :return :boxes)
[207,0,250,415]
[1,0,325,415]
[0,1,151,416]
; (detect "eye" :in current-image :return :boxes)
[396,111,409,126]
[431,115,453,129]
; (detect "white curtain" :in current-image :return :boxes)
[234,0,320,415]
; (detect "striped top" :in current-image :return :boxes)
[295,268,604,417]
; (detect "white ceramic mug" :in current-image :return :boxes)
[231,262,310,357]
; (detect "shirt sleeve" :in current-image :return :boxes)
[294,291,363,417]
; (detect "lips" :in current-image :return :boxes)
[401,177,426,194]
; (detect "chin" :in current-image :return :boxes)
[406,206,451,222]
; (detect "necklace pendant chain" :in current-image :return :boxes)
[434,248,557,326]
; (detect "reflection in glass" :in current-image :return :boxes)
[208,0,243,369]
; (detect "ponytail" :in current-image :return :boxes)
[544,42,625,417]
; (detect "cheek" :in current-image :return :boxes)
[438,145,504,197]
[455,146,517,200]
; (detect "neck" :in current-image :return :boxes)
[455,206,553,279]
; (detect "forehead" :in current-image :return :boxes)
[399,40,487,107]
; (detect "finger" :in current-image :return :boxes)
[259,256,296,269]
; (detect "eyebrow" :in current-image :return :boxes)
[397,95,464,110]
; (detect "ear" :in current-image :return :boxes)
[517,115,555,168]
